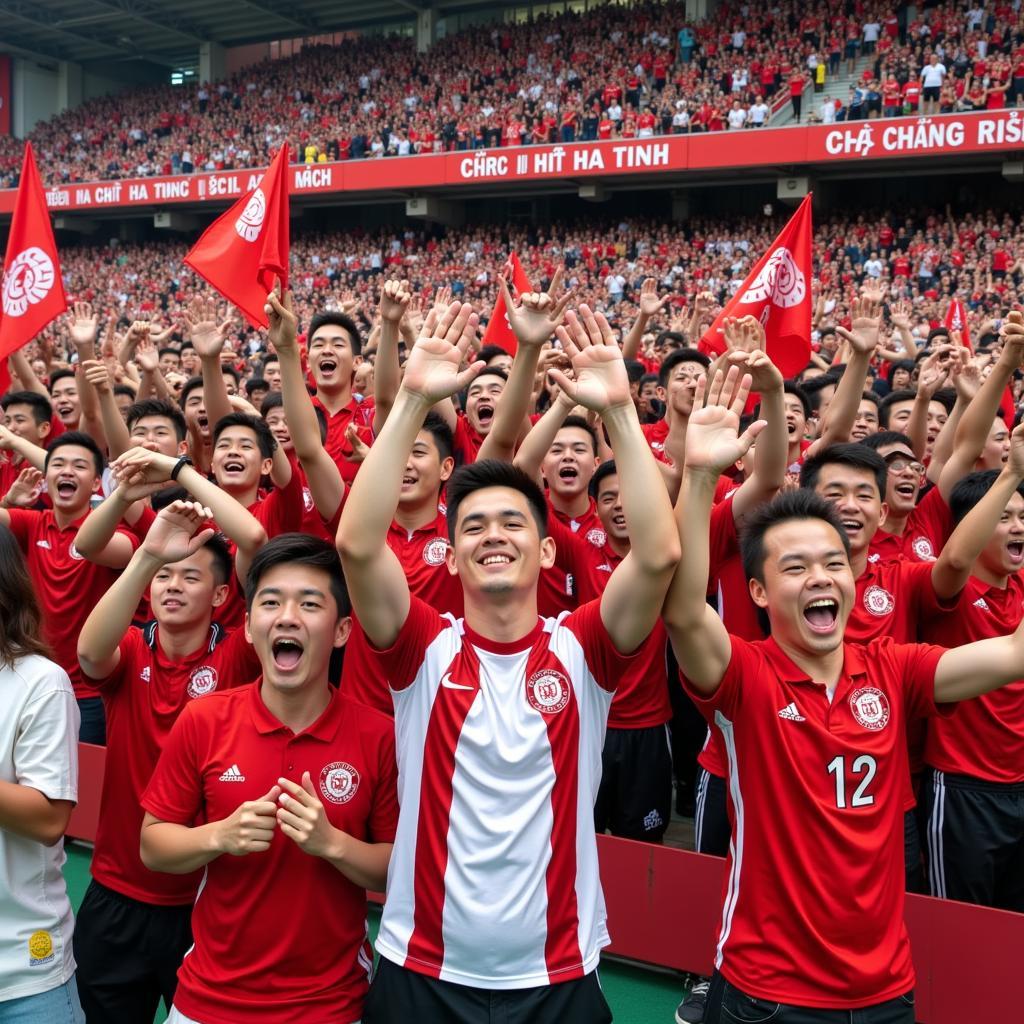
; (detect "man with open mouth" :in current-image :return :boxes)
[665,365,1024,1024]
[339,299,678,1022]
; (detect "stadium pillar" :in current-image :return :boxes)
[415,9,438,53]
[57,62,83,114]
[671,191,690,221]
[686,0,711,18]
[199,42,226,84]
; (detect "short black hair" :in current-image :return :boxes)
[180,375,205,407]
[157,347,180,360]
[260,390,329,444]
[860,430,914,453]
[740,489,851,584]
[127,398,188,442]
[245,378,269,398]
[931,386,956,415]
[45,431,104,476]
[212,412,277,460]
[48,368,76,392]
[201,532,233,586]
[419,410,454,463]
[886,358,915,384]
[262,352,279,367]
[590,458,618,498]
[446,459,548,541]
[878,389,918,428]
[307,311,362,357]
[624,358,646,385]
[655,330,687,349]
[478,344,512,365]
[950,469,1024,525]
[469,366,509,387]
[658,347,710,388]
[556,414,599,455]
[221,365,241,387]
[783,381,812,420]
[859,390,881,410]
[1,390,52,425]
[800,371,841,413]
[799,442,888,500]
[245,533,350,618]
[113,384,137,403]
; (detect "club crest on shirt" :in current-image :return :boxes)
[27,930,54,967]
[422,537,449,566]
[187,665,219,699]
[526,668,571,715]
[320,761,360,804]
[585,527,607,548]
[69,543,85,561]
[849,687,890,731]
[863,585,895,617]
[912,536,935,561]
[302,487,315,513]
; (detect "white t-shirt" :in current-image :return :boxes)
[0,655,78,1001]
[921,63,947,88]
[863,21,881,42]
[728,107,747,129]
[749,102,769,124]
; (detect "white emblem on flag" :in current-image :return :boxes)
[2,247,55,317]
[234,187,267,242]
[738,246,806,309]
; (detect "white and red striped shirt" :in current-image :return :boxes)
[372,595,638,989]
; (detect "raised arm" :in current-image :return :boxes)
[935,614,1024,703]
[7,350,48,397]
[622,277,668,361]
[78,501,216,679]
[371,279,411,434]
[663,368,764,694]
[904,347,951,460]
[0,424,46,472]
[477,269,570,463]
[186,297,235,431]
[67,303,106,446]
[266,288,344,521]
[338,302,482,648]
[81,360,132,458]
[550,305,680,653]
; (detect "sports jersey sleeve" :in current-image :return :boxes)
[708,494,740,586]
[910,485,953,552]
[563,597,648,693]
[885,639,948,723]
[680,633,757,722]
[4,508,35,549]
[216,628,261,686]
[89,627,145,693]
[254,469,305,537]
[903,559,962,617]
[369,720,399,844]
[16,667,79,803]
[368,595,447,692]
[141,704,204,825]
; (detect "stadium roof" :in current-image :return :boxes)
[0,0,508,68]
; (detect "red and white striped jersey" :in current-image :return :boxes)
[372,595,639,989]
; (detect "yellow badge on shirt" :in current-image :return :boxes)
[28,930,54,965]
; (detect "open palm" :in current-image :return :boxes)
[685,367,764,474]
[400,301,481,404]
[142,501,214,564]
[551,305,631,413]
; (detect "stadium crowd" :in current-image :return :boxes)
[2,193,1024,1024]
[2,0,1024,188]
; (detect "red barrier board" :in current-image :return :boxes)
[2,110,1022,217]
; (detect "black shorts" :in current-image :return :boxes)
[923,768,1024,911]
[594,723,672,841]
[694,767,730,857]
[73,879,193,1024]
[922,85,941,101]
[363,956,612,1024]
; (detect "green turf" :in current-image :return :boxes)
[63,841,684,1023]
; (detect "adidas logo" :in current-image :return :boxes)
[140,667,150,683]
[35,540,51,549]
[778,702,805,722]
[973,597,990,611]
[219,764,245,782]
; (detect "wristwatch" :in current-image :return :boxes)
[169,456,194,481]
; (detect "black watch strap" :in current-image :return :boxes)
[169,456,194,481]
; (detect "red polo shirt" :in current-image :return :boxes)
[869,488,952,564]
[683,635,945,1008]
[143,684,398,1024]
[641,419,672,463]
[6,508,139,699]
[91,624,260,904]
[313,395,375,485]
[451,414,485,465]
[539,497,603,617]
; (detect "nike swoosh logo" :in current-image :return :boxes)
[440,673,475,691]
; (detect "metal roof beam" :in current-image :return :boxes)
[75,0,209,45]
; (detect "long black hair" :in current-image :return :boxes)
[0,526,50,666]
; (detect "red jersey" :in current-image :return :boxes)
[143,685,398,1023]
[684,636,945,1007]
[340,511,464,714]
[922,573,1024,782]
[846,558,956,644]
[868,488,952,565]
[539,498,602,617]
[451,414,485,465]
[91,624,259,904]
[641,419,671,463]
[6,509,139,699]
[370,596,635,988]
[313,396,375,485]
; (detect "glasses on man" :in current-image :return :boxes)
[885,454,925,475]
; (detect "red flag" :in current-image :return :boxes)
[699,195,813,379]
[482,252,532,354]
[0,142,68,378]
[184,143,290,328]
[944,298,972,351]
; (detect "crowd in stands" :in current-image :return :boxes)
[2,1,1023,188]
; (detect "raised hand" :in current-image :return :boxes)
[81,359,113,394]
[67,302,100,350]
[134,335,159,375]
[344,422,370,462]
[184,296,234,358]
[836,290,883,356]
[4,467,44,508]
[726,346,783,392]
[722,314,766,354]
[399,301,482,405]
[276,774,341,859]
[950,348,982,403]
[999,310,1024,367]
[498,266,571,348]
[338,289,359,316]
[149,322,177,347]
[110,446,178,488]
[140,500,216,564]
[684,366,765,476]
[638,277,670,319]
[265,286,298,353]
[379,279,412,325]
[1008,421,1024,478]
[550,304,632,414]
[214,785,281,857]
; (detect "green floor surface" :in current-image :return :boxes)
[63,842,684,1023]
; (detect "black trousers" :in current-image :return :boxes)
[363,957,612,1024]
[73,880,193,1024]
[705,972,914,1023]
[77,696,106,745]
[694,767,730,857]
[923,768,1024,911]
[594,724,672,842]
